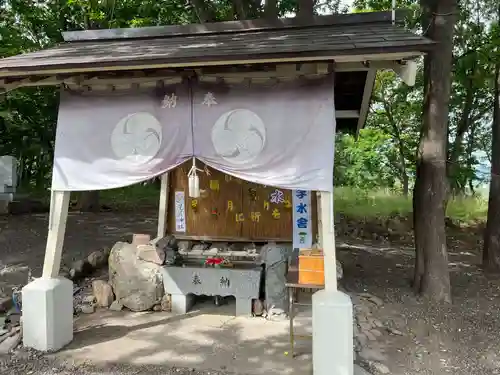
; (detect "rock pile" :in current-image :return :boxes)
[73,240,172,314]
[65,247,110,282]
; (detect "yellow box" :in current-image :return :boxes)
[298,249,325,285]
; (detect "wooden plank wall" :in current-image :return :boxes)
[167,161,317,242]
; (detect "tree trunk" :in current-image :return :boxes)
[76,191,100,212]
[413,0,457,302]
[412,165,424,291]
[483,61,500,271]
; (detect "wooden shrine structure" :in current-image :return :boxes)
[0,10,433,375]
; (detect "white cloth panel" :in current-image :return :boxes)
[193,76,335,192]
[51,84,192,191]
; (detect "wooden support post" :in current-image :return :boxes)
[157,172,170,238]
[42,190,71,278]
[318,191,337,291]
[316,191,323,247]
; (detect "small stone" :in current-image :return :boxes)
[252,299,264,316]
[87,250,107,269]
[82,295,96,304]
[132,233,151,246]
[69,259,93,280]
[92,280,114,307]
[192,243,210,251]
[353,364,373,375]
[387,327,403,336]
[0,331,21,354]
[368,296,384,307]
[370,329,382,337]
[152,304,162,312]
[359,348,387,362]
[177,241,193,252]
[137,244,166,265]
[365,330,377,341]
[355,333,368,347]
[109,301,123,311]
[160,295,171,312]
[359,322,372,331]
[373,319,384,328]
[370,362,390,374]
[80,304,95,314]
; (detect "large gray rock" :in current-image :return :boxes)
[262,242,292,318]
[108,242,164,312]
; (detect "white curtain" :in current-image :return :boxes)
[51,83,192,191]
[51,76,335,192]
[193,76,335,192]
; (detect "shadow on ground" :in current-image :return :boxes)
[56,301,313,375]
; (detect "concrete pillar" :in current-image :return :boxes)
[42,190,71,278]
[22,277,73,351]
[312,191,353,375]
[23,189,73,351]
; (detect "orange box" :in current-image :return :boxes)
[298,249,325,285]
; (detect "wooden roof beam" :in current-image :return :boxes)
[356,68,377,136]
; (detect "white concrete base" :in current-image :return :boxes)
[171,293,195,314]
[22,277,73,351]
[312,289,353,375]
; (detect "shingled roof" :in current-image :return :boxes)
[0,11,433,77]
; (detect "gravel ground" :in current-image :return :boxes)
[1,211,500,375]
[0,354,240,375]
[338,233,500,375]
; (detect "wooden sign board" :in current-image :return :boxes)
[167,161,318,242]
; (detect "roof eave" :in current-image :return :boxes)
[0,46,432,81]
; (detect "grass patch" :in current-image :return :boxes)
[334,187,487,223]
[99,183,159,209]
[446,195,488,223]
[334,187,412,218]
[17,183,488,223]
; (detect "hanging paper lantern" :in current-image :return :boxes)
[187,157,201,198]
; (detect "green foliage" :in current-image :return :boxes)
[338,0,500,198]
[334,128,398,190]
